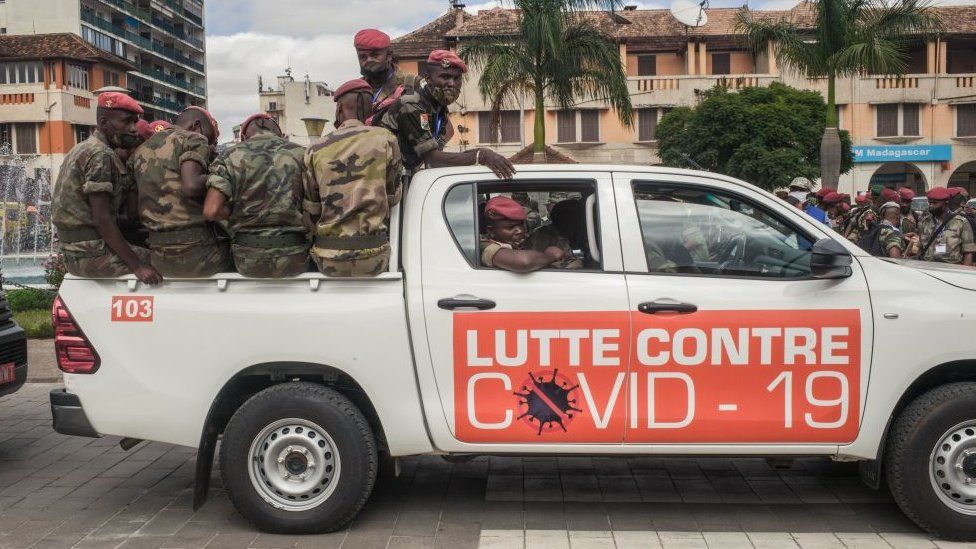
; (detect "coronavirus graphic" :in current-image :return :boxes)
[515,369,582,435]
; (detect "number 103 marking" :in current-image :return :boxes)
[111,296,154,322]
[766,371,850,429]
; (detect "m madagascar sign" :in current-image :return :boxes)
[453,310,861,444]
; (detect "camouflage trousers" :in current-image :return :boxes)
[232,244,310,278]
[313,248,390,277]
[64,245,151,278]
[149,240,232,278]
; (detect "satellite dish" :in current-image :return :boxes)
[670,0,708,27]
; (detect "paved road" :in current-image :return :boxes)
[0,384,971,549]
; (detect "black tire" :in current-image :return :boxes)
[219,382,377,534]
[886,382,976,541]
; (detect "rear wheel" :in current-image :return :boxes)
[220,382,377,534]
[886,382,976,541]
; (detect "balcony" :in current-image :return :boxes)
[136,65,205,97]
[81,12,204,74]
[94,0,204,50]
[627,74,779,107]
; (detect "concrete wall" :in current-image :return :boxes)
[0,0,80,34]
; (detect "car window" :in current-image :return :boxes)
[443,181,601,270]
[633,182,814,278]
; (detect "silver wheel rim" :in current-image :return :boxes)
[247,418,340,512]
[930,420,976,515]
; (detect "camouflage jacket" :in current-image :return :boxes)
[523,225,584,269]
[367,69,416,124]
[51,131,131,255]
[844,205,876,244]
[877,223,905,256]
[303,119,402,261]
[131,127,211,233]
[917,211,976,263]
[900,213,918,235]
[207,131,307,239]
[377,84,449,170]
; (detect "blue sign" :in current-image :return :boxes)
[853,145,952,163]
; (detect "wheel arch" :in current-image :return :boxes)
[192,361,388,510]
[861,359,976,489]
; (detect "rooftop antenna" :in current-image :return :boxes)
[450,0,466,8]
[670,0,708,28]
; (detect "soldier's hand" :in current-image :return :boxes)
[134,265,163,285]
[544,246,565,262]
[478,149,516,180]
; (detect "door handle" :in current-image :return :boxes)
[638,300,698,315]
[438,297,496,311]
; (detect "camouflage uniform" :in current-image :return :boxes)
[51,131,150,277]
[877,223,906,256]
[917,211,976,264]
[131,127,231,277]
[207,130,310,278]
[522,226,583,269]
[304,119,402,276]
[900,214,918,235]
[844,205,876,244]
[377,85,448,172]
[367,69,416,125]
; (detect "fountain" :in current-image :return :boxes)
[0,142,54,287]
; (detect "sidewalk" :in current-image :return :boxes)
[26,338,59,383]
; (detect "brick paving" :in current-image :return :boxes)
[0,384,971,549]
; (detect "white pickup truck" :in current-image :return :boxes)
[49,165,976,539]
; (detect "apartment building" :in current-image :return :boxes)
[0,32,134,177]
[0,0,207,122]
[392,3,976,195]
[257,70,334,147]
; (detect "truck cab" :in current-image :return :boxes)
[50,165,976,539]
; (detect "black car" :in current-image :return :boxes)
[0,288,28,397]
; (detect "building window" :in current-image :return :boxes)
[0,123,11,149]
[14,124,37,154]
[959,104,976,137]
[557,110,576,143]
[638,108,661,141]
[580,109,600,142]
[67,63,89,89]
[712,53,731,75]
[0,62,42,84]
[638,55,656,76]
[74,125,93,145]
[877,103,920,137]
[102,69,120,87]
[478,111,521,144]
[268,101,277,111]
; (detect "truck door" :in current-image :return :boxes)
[411,171,632,451]
[612,172,873,448]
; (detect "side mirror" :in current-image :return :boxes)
[810,238,853,279]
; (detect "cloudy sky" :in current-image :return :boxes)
[201,0,966,141]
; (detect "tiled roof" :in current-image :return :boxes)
[394,2,974,54]
[0,33,134,70]
[508,144,578,164]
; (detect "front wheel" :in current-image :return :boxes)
[886,382,976,541]
[219,382,377,534]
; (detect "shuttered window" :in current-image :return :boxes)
[580,110,600,142]
[902,103,920,135]
[712,53,730,75]
[557,110,576,143]
[478,112,496,143]
[877,104,899,137]
[478,111,521,144]
[638,109,659,141]
[15,124,36,154]
[637,55,656,76]
[958,104,976,137]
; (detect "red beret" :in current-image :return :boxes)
[354,29,391,50]
[182,106,219,140]
[334,79,372,101]
[427,50,467,73]
[485,196,526,222]
[815,188,831,198]
[928,187,951,201]
[149,120,171,133]
[240,113,272,136]
[98,91,143,115]
[855,192,868,205]
[948,186,963,197]
[880,187,900,203]
[822,192,843,205]
[898,187,915,201]
[136,119,153,141]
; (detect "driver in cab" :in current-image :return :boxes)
[480,196,565,273]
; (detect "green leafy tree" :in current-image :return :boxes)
[460,0,633,157]
[737,0,942,188]
[657,83,853,191]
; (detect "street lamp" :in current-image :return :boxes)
[302,117,328,140]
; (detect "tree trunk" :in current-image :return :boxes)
[820,73,841,190]
[533,87,545,163]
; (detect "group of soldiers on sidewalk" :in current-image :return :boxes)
[51,30,520,283]
[784,179,976,266]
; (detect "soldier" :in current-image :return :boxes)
[51,92,161,284]
[875,201,909,258]
[915,187,975,265]
[821,192,846,230]
[304,79,402,277]
[131,106,231,277]
[378,49,515,180]
[480,196,565,272]
[203,114,310,278]
[354,29,416,125]
[898,187,918,234]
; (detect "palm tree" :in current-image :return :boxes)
[738,0,942,189]
[460,0,633,160]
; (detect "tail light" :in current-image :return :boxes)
[53,297,100,374]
